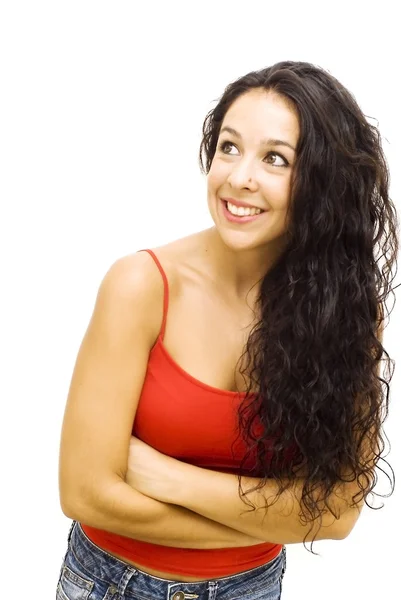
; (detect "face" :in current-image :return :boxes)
[207,88,300,253]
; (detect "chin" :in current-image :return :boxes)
[217,227,268,253]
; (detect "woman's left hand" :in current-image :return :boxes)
[126,436,182,503]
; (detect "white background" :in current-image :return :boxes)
[1,1,400,598]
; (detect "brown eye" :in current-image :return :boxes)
[265,152,289,167]
[219,141,238,154]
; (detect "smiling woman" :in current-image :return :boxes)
[57,60,398,600]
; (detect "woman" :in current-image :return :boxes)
[57,60,398,599]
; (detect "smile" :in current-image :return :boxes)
[220,199,266,224]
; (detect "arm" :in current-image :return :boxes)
[165,464,360,544]
[128,437,364,544]
[66,478,266,549]
[59,252,264,549]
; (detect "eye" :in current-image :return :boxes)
[264,152,289,168]
[218,141,239,155]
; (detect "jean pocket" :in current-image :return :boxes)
[56,564,94,600]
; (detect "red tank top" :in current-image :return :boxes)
[81,249,282,578]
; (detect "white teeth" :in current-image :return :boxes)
[226,201,262,217]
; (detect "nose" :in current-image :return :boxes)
[226,158,258,192]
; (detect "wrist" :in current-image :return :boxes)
[159,455,191,504]
[169,461,207,508]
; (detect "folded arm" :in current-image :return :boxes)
[167,464,362,544]
[63,476,266,549]
[128,438,365,544]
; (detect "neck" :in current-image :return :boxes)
[200,227,285,301]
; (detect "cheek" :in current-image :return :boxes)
[207,161,226,192]
[262,177,291,208]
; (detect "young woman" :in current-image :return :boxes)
[57,60,398,600]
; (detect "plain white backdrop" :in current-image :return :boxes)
[1,1,400,598]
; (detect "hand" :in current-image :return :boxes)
[126,436,183,503]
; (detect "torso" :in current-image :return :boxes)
[111,229,261,581]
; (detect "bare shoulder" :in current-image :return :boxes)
[97,250,170,346]
[101,250,165,295]
[98,230,208,333]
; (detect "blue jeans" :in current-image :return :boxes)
[56,521,287,599]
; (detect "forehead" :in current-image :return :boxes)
[221,89,299,144]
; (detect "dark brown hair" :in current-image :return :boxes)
[199,61,399,552]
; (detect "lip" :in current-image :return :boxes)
[220,198,266,224]
[221,197,265,211]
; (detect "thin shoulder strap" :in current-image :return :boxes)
[137,249,169,341]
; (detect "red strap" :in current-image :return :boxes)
[137,249,169,340]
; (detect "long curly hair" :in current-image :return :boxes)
[199,61,399,552]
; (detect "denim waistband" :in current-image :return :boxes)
[66,520,286,599]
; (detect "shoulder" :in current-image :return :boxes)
[92,251,170,347]
[95,231,205,332]
[99,251,165,304]
[97,230,210,326]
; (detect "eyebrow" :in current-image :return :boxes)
[219,126,296,152]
